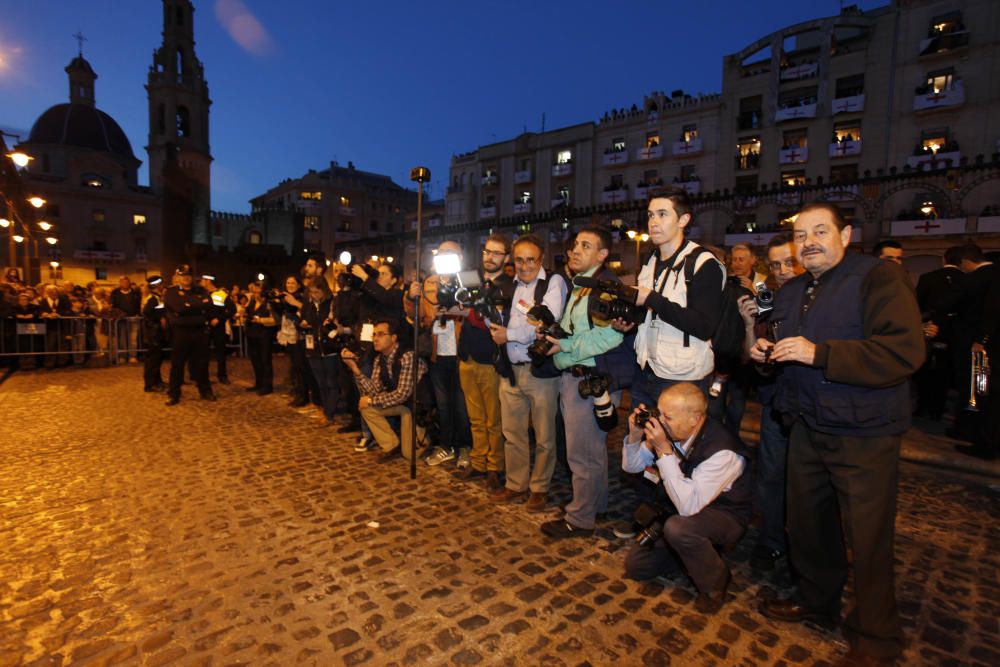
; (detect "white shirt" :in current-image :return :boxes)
[621,429,745,517]
[505,268,567,364]
[433,318,457,356]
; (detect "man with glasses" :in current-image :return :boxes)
[737,232,803,572]
[490,234,568,511]
[342,319,427,463]
[453,234,515,491]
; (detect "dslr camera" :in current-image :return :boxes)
[572,275,643,326]
[338,263,378,289]
[526,305,569,366]
[634,405,660,429]
[437,272,509,322]
[633,502,675,547]
[753,281,774,315]
[570,366,617,432]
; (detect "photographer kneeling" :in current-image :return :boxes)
[341,319,427,464]
[621,382,752,614]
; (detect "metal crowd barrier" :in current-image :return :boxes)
[0,316,246,368]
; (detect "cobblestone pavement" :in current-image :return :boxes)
[1,360,998,666]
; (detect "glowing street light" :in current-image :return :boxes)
[338,251,352,265]
[45,236,57,245]
[37,221,52,231]
[7,151,32,168]
[50,261,60,268]
[0,218,9,228]
[386,256,394,263]
[27,196,46,208]
[13,234,24,243]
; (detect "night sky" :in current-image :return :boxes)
[1,0,885,212]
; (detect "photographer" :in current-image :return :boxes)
[273,275,312,407]
[352,261,407,337]
[537,227,630,539]
[332,266,363,433]
[489,234,568,511]
[299,280,339,426]
[245,280,277,395]
[341,319,427,464]
[621,383,751,614]
[737,233,803,572]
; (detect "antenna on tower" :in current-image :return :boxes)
[73,30,87,57]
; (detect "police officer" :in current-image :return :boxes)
[164,264,216,405]
[142,275,168,392]
[200,273,235,384]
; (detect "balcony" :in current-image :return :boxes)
[829,140,861,158]
[913,82,965,112]
[778,146,808,164]
[634,185,649,200]
[677,180,701,195]
[919,30,969,57]
[514,170,532,184]
[73,249,125,262]
[296,198,322,209]
[905,150,960,170]
[479,206,497,219]
[776,191,803,207]
[427,216,442,228]
[780,62,818,81]
[735,153,760,171]
[600,188,629,205]
[890,218,965,236]
[602,150,629,167]
[481,174,498,187]
[737,111,761,131]
[672,138,703,157]
[977,216,1000,234]
[636,145,663,161]
[831,94,865,115]
[338,205,356,217]
[513,202,532,215]
[775,102,817,122]
[552,163,573,177]
[550,196,569,208]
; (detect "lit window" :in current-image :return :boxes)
[95,267,108,280]
[612,138,626,152]
[557,185,570,201]
[645,132,660,147]
[833,123,861,142]
[736,137,761,156]
[370,219,379,231]
[133,214,147,226]
[556,150,572,164]
[782,129,808,149]
[519,191,532,204]
[682,125,698,142]
[92,209,106,223]
[301,191,323,200]
[680,165,697,181]
[781,170,806,187]
[247,230,263,245]
[339,196,350,206]
[304,216,320,230]
[925,69,955,93]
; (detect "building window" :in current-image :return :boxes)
[135,240,147,260]
[300,191,323,200]
[519,191,532,204]
[738,96,762,130]
[681,124,698,142]
[340,196,351,206]
[557,185,570,201]
[133,214,147,226]
[834,74,864,98]
[830,164,859,183]
[247,230,263,245]
[519,158,531,170]
[176,106,190,137]
[82,174,109,189]
[157,104,165,135]
[556,150,572,164]
[782,129,808,149]
[781,170,806,187]
[93,241,107,251]
[609,174,624,188]
[735,137,761,170]
[95,267,108,280]
[923,68,956,93]
[735,176,758,194]
[370,219,379,232]
[92,209,106,223]
[929,12,963,36]
[833,122,861,142]
[645,132,660,147]
[42,153,51,172]
[919,128,953,154]
[680,165,697,182]
[304,215,320,230]
[611,138,626,153]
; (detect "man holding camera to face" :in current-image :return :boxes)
[621,383,751,614]
[750,203,924,664]
[537,227,629,538]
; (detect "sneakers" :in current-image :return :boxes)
[353,436,377,453]
[750,544,784,572]
[425,447,456,467]
[455,449,471,470]
[541,520,594,539]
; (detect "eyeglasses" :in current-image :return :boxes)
[514,257,540,266]
[372,331,392,338]
[482,249,506,257]
[768,259,799,270]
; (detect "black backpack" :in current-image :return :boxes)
[682,249,746,363]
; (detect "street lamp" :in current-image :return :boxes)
[45,236,57,245]
[27,196,46,209]
[626,229,649,272]
[7,152,32,168]
[38,221,52,231]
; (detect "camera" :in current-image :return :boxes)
[633,502,673,547]
[571,275,643,326]
[328,332,362,357]
[526,305,569,366]
[570,366,617,431]
[634,405,660,429]
[338,263,378,289]
[753,281,774,314]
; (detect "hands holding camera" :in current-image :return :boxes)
[627,405,673,458]
[750,336,817,366]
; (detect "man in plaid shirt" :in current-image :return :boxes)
[341,319,427,463]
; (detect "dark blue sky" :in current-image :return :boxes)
[1,0,885,211]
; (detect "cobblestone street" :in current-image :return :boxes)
[1,360,998,666]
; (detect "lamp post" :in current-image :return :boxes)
[408,166,430,481]
[626,229,649,273]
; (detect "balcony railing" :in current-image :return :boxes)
[678,180,701,195]
[913,82,965,112]
[778,146,808,164]
[552,163,573,177]
[636,145,663,161]
[829,140,862,158]
[73,249,125,262]
[514,170,532,184]
[780,62,818,81]
[890,217,965,236]
[672,138,703,156]
[776,191,803,207]
[481,174,498,186]
[550,196,569,208]
[775,102,817,122]
[602,151,629,167]
[634,185,649,200]
[338,205,356,217]
[296,198,322,209]
[513,202,532,214]
[479,206,497,219]
[831,94,865,115]
[600,188,629,204]
[735,153,761,170]
[919,30,969,57]
[905,151,960,170]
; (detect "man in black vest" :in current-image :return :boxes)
[164,264,217,406]
[913,246,964,421]
[751,203,924,664]
[621,382,751,614]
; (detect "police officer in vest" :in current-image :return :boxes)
[164,264,216,405]
[142,275,168,392]
[751,203,924,663]
[621,382,751,615]
[200,273,235,384]
[538,226,630,538]
[627,187,726,407]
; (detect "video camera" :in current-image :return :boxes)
[437,271,509,322]
[571,275,644,326]
[569,366,617,431]
[526,305,569,366]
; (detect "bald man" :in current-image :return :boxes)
[621,382,752,614]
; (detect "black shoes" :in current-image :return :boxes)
[257,388,273,396]
[244,385,260,392]
[452,467,486,482]
[201,393,217,402]
[750,544,785,571]
[289,397,309,408]
[759,597,839,630]
[954,444,997,461]
[165,397,180,406]
[541,520,594,539]
[485,471,504,493]
[217,377,231,385]
[694,568,731,615]
[376,447,402,464]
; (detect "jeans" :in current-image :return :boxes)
[307,354,341,422]
[755,403,789,552]
[429,355,471,452]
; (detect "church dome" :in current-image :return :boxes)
[27,103,136,161]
